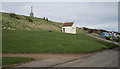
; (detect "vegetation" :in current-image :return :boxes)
[2,12,118,54]
[2,57,34,66]
[43,17,45,20]
[3,30,118,53]
[46,18,48,21]
[2,12,62,31]
[26,17,33,22]
[10,13,20,19]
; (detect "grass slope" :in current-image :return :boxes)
[3,30,118,53]
[2,12,118,54]
[2,12,62,32]
[2,57,34,66]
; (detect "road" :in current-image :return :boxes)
[16,57,79,67]
[54,48,118,67]
[14,48,118,67]
[87,34,118,45]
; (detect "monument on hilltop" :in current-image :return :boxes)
[30,6,34,17]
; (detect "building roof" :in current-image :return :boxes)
[62,22,74,27]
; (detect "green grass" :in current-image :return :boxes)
[2,12,118,54]
[2,57,34,66]
[2,12,62,32]
[2,30,118,53]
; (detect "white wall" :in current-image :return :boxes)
[62,23,76,34]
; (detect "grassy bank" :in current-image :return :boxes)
[2,12,62,32]
[2,57,34,66]
[2,30,118,53]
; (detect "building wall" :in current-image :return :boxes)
[62,23,76,34]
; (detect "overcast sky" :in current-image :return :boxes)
[2,2,118,32]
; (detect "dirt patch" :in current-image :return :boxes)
[3,54,91,60]
[3,48,110,60]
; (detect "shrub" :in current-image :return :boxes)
[116,39,120,42]
[117,36,119,38]
[114,37,120,42]
[46,18,48,21]
[105,37,111,40]
[10,13,20,19]
[48,30,52,32]
[10,13,16,18]
[88,30,93,33]
[26,17,33,22]
[97,31,102,35]
[43,17,45,20]
[15,16,20,19]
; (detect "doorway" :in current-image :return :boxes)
[63,28,65,32]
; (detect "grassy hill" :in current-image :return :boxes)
[2,12,62,32]
[2,12,118,53]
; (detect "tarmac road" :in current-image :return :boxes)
[16,57,79,67]
[15,48,118,67]
[54,48,119,67]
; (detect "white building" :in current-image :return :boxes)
[62,22,76,34]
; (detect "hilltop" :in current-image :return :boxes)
[2,12,63,32]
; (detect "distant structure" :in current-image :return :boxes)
[62,22,76,34]
[30,6,34,17]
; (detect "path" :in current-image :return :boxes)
[3,54,90,60]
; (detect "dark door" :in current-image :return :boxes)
[63,28,65,32]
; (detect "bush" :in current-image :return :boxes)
[115,38,120,42]
[48,30,52,32]
[117,36,119,38]
[10,13,16,18]
[105,37,111,40]
[15,16,20,19]
[26,17,33,22]
[46,18,48,21]
[10,13,20,19]
[43,17,45,20]
[88,30,93,33]
[97,31,102,35]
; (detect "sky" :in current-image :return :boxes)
[2,2,118,32]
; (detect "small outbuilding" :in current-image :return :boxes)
[62,22,76,34]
